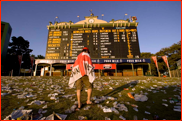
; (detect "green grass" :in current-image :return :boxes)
[1,76,181,120]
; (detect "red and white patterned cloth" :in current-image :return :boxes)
[68,52,95,88]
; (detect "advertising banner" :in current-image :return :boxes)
[66,64,116,70]
[93,64,100,69]
[35,58,151,65]
[151,56,158,68]
[151,56,160,77]
[30,57,34,67]
[18,55,23,65]
[162,56,171,77]
[162,56,169,68]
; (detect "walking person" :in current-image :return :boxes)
[69,47,95,110]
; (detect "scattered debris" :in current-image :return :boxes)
[119,115,126,120]
[127,92,134,99]
[1,76,181,120]
[78,116,87,120]
[134,94,148,102]
[105,117,111,120]
[162,103,168,107]
[145,111,151,114]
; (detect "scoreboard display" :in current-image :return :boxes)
[45,26,140,59]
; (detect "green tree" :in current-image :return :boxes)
[36,55,45,59]
[30,54,36,58]
[141,41,181,76]
[30,54,45,59]
[140,52,154,58]
[7,36,32,55]
[5,36,33,75]
[156,41,181,70]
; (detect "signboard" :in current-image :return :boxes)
[102,64,116,69]
[46,26,140,59]
[20,69,31,73]
[66,64,116,70]
[35,59,151,65]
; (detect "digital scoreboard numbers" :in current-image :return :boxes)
[71,32,84,59]
[46,30,62,59]
[45,27,140,59]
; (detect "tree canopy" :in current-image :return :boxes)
[7,36,33,55]
[141,40,181,76]
[4,36,33,75]
[31,54,45,59]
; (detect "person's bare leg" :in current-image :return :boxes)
[87,88,92,104]
[77,90,81,108]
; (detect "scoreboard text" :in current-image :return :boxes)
[45,27,140,59]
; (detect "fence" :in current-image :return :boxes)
[171,69,181,77]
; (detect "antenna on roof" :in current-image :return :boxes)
[54,16,61,23]
[123,13,128,20]
[102,14,104,20]
[89,9,94,16]
[77,15,80,21]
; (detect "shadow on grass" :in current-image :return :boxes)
[104,80,138,96]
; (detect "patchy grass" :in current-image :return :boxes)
[1,76,181,120]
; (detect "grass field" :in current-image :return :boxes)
[1,76,181,120]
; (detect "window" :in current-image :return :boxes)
[63,31,68,36]
[62,38,68,41]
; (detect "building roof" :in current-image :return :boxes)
[47,15,138,29]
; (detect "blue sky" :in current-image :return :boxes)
[1,1,181,56]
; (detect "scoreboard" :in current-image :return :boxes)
[45,26,140,59]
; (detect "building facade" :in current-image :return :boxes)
[35,14,151,76]
[1,21,12,72]
[45,15,140,59]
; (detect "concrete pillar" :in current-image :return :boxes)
[148,63,152,75]
[50,64,52,76]
[142,65,144,76]
[34,64,38,76]
[131,63,134,76]
[43,66,45,76]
